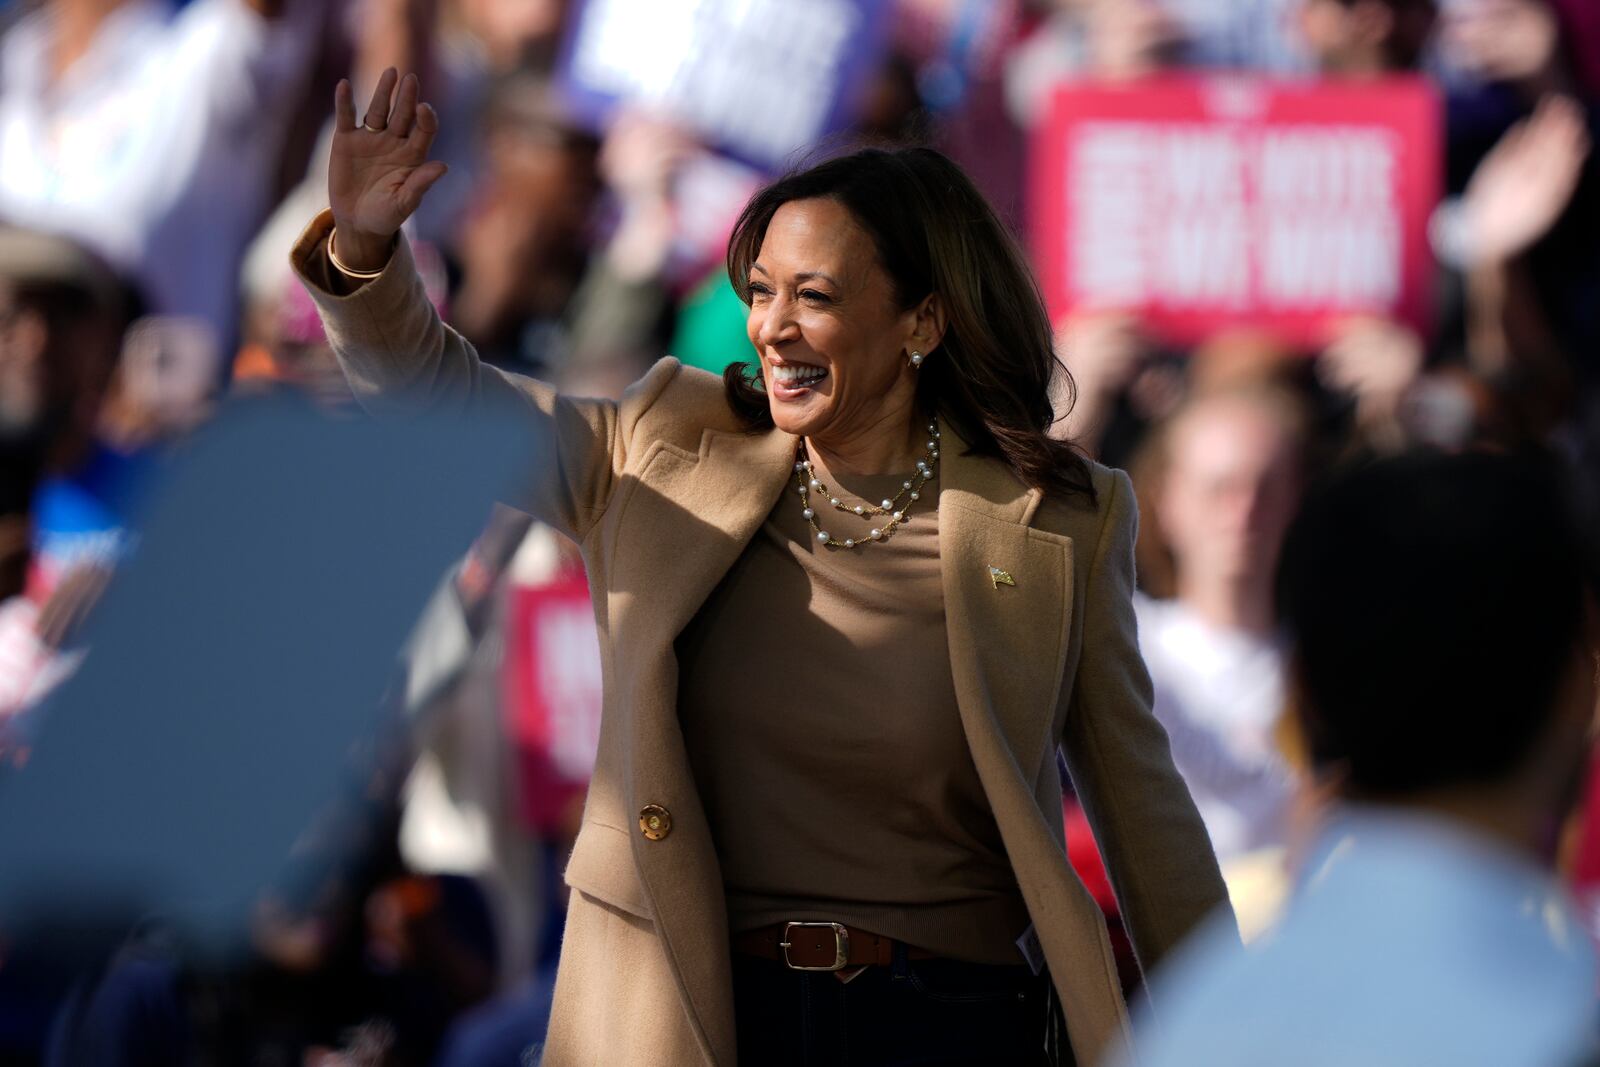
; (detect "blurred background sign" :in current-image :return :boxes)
[503,573,602,837]
[1031,77,1442,348]
[557,0,893,172]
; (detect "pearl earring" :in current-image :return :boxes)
[909,350,924,368]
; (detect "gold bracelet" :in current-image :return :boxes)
[327,227,390,280]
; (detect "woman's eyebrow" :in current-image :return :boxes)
[749,264,842,288]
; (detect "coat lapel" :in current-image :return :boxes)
[608,423,796,1066]
[939,435,1076,784]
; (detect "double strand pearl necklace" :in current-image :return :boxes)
[794,417,941,550]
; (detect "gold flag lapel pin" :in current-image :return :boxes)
[989,566,1016,589]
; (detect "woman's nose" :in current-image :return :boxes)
[756,294,797,349]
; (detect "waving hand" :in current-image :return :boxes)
[328,69,448,272]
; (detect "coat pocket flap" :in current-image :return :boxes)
[564,820,654,921]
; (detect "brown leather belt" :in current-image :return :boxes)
[733,922,938,971]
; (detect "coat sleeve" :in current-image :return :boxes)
[290,209,679,545]
[1059,467,1239,983]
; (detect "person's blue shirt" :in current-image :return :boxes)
[1120,805,1600,1067]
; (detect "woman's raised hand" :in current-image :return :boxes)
[329,68,448,271]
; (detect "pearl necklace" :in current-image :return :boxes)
[794,417,941,549]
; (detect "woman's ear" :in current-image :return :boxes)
[906,293,948,357]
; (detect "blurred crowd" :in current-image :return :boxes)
[0,0,1597,1064]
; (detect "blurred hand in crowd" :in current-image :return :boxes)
[1053,310,1153,451]
[1461,95,1592,266]
[328,69,448,272]
[1440,0,1566,91]
[598,111,696,282]
[1319,316,1425,452]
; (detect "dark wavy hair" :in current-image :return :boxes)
[722,146,1096,503]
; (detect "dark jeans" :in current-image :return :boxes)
[732,944,1068,1067]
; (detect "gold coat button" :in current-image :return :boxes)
[639,805,672,841]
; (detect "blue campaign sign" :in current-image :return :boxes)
[558,0,891,172]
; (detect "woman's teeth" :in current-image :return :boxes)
[772,364,827,386]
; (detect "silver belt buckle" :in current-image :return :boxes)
[780,921,850,972]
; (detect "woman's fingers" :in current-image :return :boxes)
[405,102,439,157]
[362,67,399,131]
[334,78,357,132]
[388,73,419,139]
[398,160,448,213]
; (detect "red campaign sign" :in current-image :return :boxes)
[503,574,604,836]
[1030,77,1442,348]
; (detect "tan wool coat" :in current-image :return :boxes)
[293,210,1234,1067]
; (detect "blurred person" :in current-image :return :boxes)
[288,69,1232,1067]
[401,350,648,998]
[557,110,692,363]
[1135,387,1307,909]
[1052,318,1288,468]
[1005,0,1186,133]
[418,350,647,1065]
[1005,0,1310,132]
[442,0,565,74]
[0,229,132,726]
[446,73,600,372]
[892,0,1033,227]
[5,315,223,687]
[0,229,129,585]
[1448,96,1593,393]
[1423,4,1600,418]
[0,227,131,1057]
[1115,449,1600,1067]
[0,0,322,347]
[1297,0,1439,76]
[1050,311,1156,460]
[1437,0,1582,103]
[1422,91,1600,459]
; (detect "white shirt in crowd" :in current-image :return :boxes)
[0,0,317,344]
[1119,806,1600,1067]
[1134,592,1298,862]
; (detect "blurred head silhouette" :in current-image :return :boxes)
[1276,450,1597,850]
[0,228,129,452]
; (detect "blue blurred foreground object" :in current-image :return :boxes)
[0,396,534,968]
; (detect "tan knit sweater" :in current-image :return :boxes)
[677,457,1031,965]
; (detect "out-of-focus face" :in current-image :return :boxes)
[1159,399,1301,587]
[458,0,568,70]
[0,290,48,439]
[745,198,921,444]
[114,316,220,436]
[1299,0,1361,69]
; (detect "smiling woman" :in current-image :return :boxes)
[290,68,1233,1067]
[724,148,1098,505]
